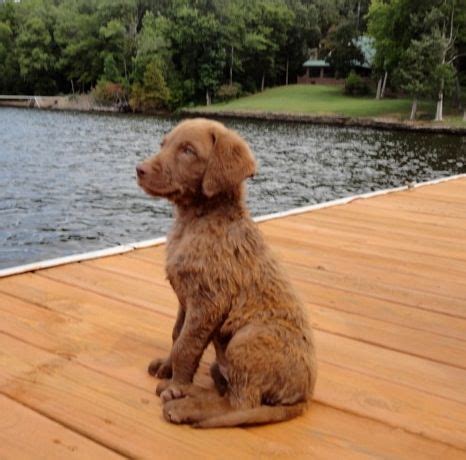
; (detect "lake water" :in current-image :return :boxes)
[1,107,465,269]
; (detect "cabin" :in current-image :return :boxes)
[298,36,375,85]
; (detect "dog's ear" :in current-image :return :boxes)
[202,127,256,198]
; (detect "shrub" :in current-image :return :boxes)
[344,70,370,96]
[92,80,127,106]
[216,83,242,102]
[129,60,170,112]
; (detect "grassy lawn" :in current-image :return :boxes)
[194,84,463,122]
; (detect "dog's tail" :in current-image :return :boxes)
[193,402,307,429]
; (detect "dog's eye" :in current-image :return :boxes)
[182,145,196,156]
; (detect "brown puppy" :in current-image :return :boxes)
[137,118,317,428]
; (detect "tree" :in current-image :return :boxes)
[368,0,464,119]
[55,1,103,91]
[130,58,170,111]
[367,0,403,99]
[432,0,459,121]
[16,15,56,93]
[325,17,363,78]
[281,1,320,85]
[160,5,226,104]
[395,34,443,120]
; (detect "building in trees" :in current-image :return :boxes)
[298,37,374,85]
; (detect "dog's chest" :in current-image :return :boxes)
[165,233,204,299]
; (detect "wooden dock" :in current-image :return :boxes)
[1,177,465,459]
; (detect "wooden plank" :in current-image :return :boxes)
[0,290,169,389]
[315,330,466,404]
[263,217,466,262]
[301,281,466,341]
[317,361,466,450]
[361,194,466,219]
[0,334,275,459]
[249,404,466,460]
[2,276,466,414]
[323,197,466,229]
[283,260,466,319]
[39,263,177,316]
[2,177,466,457]
[260,222,466,277]
[265,221,466,277]
[336,197,466,230]
[0,310,466,458]
[3,282,466,408]
[392,193,466,210]
[115,241,466,288]
[308,304,466,369]
[265,232,466,300]
[84,254,466,368]
[85,255,167,282]
[130,248,466,340]
[117,244,466,319]
[0,394,123,460]
[3,333,459,460]
[410,189,466,203]
[299,207,466,245]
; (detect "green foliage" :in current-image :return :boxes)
[92,79,127,106]
[216,83,242,101]
[0,0,463,112]
[326,18,364,78]
[129,59,170,112]
[344,70,370,96]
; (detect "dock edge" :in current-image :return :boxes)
[1,173,465,278]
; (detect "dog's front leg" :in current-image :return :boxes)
[156,303,223,402]
[148,304,186,379]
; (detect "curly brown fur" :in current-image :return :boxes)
[137,118,317,428]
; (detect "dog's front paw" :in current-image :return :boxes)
[148,358,172,379]
[156,381,190,402]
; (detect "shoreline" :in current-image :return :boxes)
[1,95,465,135]
[180,108,466,135]
[0,94,121,112]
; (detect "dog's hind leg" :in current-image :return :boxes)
[210,362,228,396]
[163,390,231,425]
[163,390,306,428]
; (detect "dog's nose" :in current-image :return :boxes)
[136,165,145,178]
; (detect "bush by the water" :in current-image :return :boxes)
[344,71,370,96]
[130,60,170,113]
[92,80,127,107]
[216,83,242,102]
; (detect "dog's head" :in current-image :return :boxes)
[136,118,256,203]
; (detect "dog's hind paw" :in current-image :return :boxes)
[163,398,201,425]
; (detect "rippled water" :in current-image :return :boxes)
[1,107,465,269]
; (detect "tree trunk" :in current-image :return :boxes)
[285,57,289,85]
[206,89,211,106]
[356,0,361,31]
[380,71,388,98]
[463,109,466,121]
[410,98,417,121]
[453,74,462,110]
[435,78,444,122]
[375,77,382,100]
[229,46,234,86]
[261,72,265,92]
[70,79,75,95]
